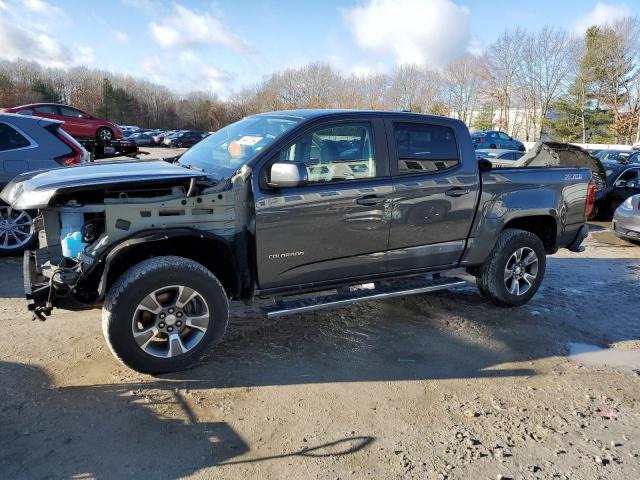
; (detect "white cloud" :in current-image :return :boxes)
[22,0,63,17]
[140,50,234,97]
[0,1,8,11]
[113,30,128,43]
[573,2,632,33]
[149,3,255,55]
[0,14,93,69]
[342,0,472,68]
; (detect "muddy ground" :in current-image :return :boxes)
[0,224,639,480]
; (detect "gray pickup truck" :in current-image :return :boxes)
[1,110,596,374]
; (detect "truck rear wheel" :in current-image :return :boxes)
[477,229,546,307]
[102,256,229,374]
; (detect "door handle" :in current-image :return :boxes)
[356,195,385,206]
[444,187,470,197]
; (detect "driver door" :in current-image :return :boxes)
[254,118,393,290]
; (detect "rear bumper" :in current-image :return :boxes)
[612,218,640,240]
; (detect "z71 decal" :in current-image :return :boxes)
[564,173,583,181]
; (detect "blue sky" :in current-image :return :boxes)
[0,0,637,97]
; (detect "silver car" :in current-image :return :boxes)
[0,113,89,255]
[612,194,640,244]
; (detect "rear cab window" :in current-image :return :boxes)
[391,122,460,174]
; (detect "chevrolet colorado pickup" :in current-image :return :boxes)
[1,110,597,374]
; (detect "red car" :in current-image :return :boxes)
[0,103,123,141]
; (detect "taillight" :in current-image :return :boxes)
[476,137,486,143]
[53,128,85,165]
[585,180,596,217]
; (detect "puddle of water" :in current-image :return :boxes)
[568,343,640,372]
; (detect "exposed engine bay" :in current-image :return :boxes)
[18,163,254,320]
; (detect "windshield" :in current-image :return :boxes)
[178,115,302,179]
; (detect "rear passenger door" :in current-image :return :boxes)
[385,120,480,271]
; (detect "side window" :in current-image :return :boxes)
[393,122,459,173]
[279,123,375,183]
[34,105,58,115]
[59,106,83,117]
[0,123,32,151]
[498,132,510,140]
[617,169,640,185]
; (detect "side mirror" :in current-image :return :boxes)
[267,162,308,188]
[615,180,628,188]
[628,181,638,188]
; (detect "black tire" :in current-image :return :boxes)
[518,145,526,152]
[176,140,183,148]
[478,229,546,307]
[0,206,37,256]
[96,127,114,141]
[489,144,497,149]
[102,256,229,374]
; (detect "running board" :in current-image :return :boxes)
[262,275,468,319]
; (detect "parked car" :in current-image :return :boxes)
[126,133,156,146]
[0,113,89,255]
[592,160,640,219]
[612,194,640,244]
[594,149,633,163]
[1,103,123,142]
[1,110,596,373]
[163,131,206,148]
[152,130,175,145]
[471,130,525,151]
[475,148,525,162]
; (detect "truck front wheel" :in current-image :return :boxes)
[102,256,229,374]
[477,229,546,307]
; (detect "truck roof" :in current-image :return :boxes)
[255,109,465,125]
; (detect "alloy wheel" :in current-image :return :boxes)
[132,285,210,358]
[0,207,33,251]
[503,247,538,296]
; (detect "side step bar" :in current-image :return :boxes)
[262,275,468,319]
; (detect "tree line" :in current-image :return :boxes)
[0,17,638,144]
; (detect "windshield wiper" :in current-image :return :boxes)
[181,163,204,172]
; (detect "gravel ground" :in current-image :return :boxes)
[0,224,639,480]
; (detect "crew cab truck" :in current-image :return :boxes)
[1,110,595,374]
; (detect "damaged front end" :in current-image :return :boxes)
[2,159,255,320]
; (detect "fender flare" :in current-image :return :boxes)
[90,228,237,299]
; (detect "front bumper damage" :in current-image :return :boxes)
[24,248,83,320]
[24,250,56,320]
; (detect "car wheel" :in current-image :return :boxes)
[0,206,37,256]
[490,144,497,149]
[478,229,546,307]
[519,145,526,152]
[177,141,183,148]
[102,256,229,374]
[97,127,114,142]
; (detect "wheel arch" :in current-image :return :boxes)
[93,229,246,302]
